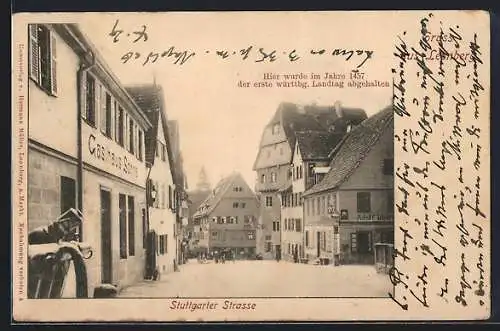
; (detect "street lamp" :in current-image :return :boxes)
[150,185,157,204]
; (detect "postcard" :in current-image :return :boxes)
[11,10,490,322]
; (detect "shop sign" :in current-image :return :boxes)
[84,130,145,186]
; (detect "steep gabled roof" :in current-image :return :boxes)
[304,106,394,196]
[253,102,367,170]
[187,190,211,221]
[167,120,186,188]
[193,172,253,218]
[295,131,345,161]
[125,84,176,182]
[272,102,367,150]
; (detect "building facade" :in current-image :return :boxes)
[28,24,80,234]
[303,106,394,265]
[185,168,212,256]
[254,102,367,260]
[28,23,154,295]
[193,172,259,258]
[126,84,178,278]
[167,120,190,265]
[280,131,344,262]
[253,111,291,260]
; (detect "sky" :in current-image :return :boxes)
[78,12,397,190]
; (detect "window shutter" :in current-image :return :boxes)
[114,102,119,141]
[134,124,139,159]
[95,84,101,127]
[351,233,357,253]
[168,186,172,209]
[122,113,127,147]
[110,99,115,138]
[49,31,57,95]
[100,86,106,132]
[29,24,39,83]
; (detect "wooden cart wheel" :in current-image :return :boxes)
[28,246,89,299]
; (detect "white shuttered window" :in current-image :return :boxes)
[29,24,57,96]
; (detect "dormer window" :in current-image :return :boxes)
[347,124,352,133]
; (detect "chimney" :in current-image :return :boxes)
[334,101,343,118]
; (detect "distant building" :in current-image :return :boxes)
[253,101,367,260]
[303,106,394,265]
[185,168,212,255]
[166,119,190,265]
[280,130,344,262]
[193,172,259,258]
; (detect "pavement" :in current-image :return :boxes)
[118,259,392,298]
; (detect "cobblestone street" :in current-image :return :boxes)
[118,260,392,298]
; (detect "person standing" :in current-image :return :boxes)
[293,245,299,263]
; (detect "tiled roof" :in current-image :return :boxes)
[125,84,176,180]
[187,190,211,221]
[304,106,394,196]
[167,120,186,187]
[272,102,367,150]
[193,172,243,218]
[295,131,345,161]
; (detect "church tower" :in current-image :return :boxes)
[196,167,211,192]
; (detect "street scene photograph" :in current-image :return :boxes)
[24,15,395,299]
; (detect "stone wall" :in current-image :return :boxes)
[28,147,77,232]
